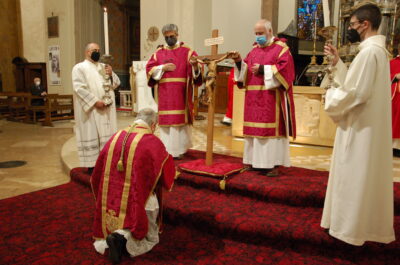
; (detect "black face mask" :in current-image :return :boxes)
[165,36,177,47]
[347,29,361,43]
[91,51,101,62]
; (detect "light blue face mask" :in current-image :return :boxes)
[255,35,267,45]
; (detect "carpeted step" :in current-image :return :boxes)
[163,183,400,258]
[0,180,359,265]
[175,151,400,214]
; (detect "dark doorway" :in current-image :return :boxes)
[126,0,140,62]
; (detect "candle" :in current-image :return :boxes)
[314,10,317,39]
[322,0,330,27]
[103,7,109,55]
[392,3,397,34]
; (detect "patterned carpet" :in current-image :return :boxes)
[1,150,399,264]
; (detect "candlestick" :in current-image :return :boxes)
[103,7,109,55]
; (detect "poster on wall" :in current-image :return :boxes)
[48,45,61,85]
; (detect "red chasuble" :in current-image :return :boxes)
[91,124,176,240]
[390,56,400,139]
[146,43,203,126]
[239,38,296,139]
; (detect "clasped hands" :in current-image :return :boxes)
[227,51,260,75]
[162,56,200,72]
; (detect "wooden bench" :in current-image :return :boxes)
[27,94,74,126]
[0,92,30,121]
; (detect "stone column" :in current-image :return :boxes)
[261,0,279,33]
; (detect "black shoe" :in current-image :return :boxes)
[173,154,184,160]
[106,232,127,264]
[87,167,94,175]
[393,149,400,157]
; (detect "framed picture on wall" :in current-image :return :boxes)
[47,16,59,38]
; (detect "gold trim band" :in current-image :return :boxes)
[159,78,187,84]
[246,85,265,91]
[159,110,186,115]
[244,121,276,128]
[271,65,289,90]
[101,131,122,238]
[118,133,145,228]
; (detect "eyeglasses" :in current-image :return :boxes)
[349,20,363,28]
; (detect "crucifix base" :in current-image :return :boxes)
[178,159,245,190]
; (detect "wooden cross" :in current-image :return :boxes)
[196,29,227,166]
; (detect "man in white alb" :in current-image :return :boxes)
[72,43,120,173]
[321,3,395,246]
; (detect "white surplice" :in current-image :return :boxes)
[321,35,395,246]
[72,59,120,167]
[234,46,291,169]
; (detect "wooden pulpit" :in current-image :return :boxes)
[12,58,47,93]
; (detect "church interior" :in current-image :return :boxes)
[1,0,400,264]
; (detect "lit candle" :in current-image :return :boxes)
[322,0,330,27]
[392,4,397,34]
[103,7,109,55]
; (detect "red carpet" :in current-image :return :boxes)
[1,149,399,264]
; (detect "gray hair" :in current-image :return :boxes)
[135,108,158,126]
[259,19,272,32]
[264,20,272,31]
[162,24,178,34]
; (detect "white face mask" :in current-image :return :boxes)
[35,81,41,86]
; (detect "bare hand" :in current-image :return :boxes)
[41,92,47,96]
[324,44,339,66]
[251,64,260,75]
[227,51,241,62]
[163,63,176,72]
[395,73,400,80]
[105,65,112,75]
[95,100,107,110]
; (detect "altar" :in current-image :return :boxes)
[232,85,337,147]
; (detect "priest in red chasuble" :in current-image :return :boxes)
[390,52,400,155]
[230,19,296,177]
[90,108,176,264]
[146,23,203,159]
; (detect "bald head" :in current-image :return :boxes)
[85,43,100,62]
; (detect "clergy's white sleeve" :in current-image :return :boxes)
[324,50,377,123]
[264,65,281,89]
[72,66,99,112]
[151,65,164,81]
[234,61,248,82]
[111,72,121,89]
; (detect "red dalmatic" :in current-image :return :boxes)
[390,56,400,139]
[146,43,203,126]
[239,38,296,139]
[91,124,176,240]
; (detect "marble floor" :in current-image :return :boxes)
[1,112,399,200]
